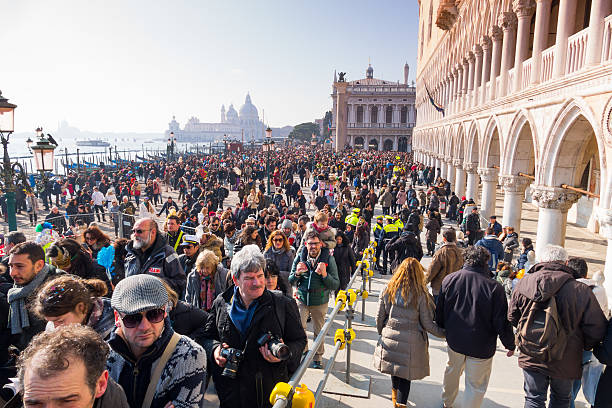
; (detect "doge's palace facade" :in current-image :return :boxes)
[412,0,612,291]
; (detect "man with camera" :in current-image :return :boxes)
[203,244,306,408]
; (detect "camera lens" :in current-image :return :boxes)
[270,342,290,361]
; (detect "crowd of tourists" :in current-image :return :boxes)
[0,145,610,408]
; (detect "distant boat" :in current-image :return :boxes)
[76,139,110,147]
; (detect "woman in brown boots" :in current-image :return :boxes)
[373,257,445,407]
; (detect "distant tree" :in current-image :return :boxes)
[288,122,320,142]
[322,111,333,138]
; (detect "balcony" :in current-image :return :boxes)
[348,122,413,129]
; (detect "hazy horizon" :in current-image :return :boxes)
[1,1,419,134]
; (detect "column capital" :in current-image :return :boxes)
[481,35,492,50]
[512,0,536,18]
[453,159,463,167]
[499,174,531,193]
[443,156,453,164]
[463,162,478,173]
[499,11,518,32]
[477,167,499,182]
[473,44,483,57]
[531,185,580,211]
[596,208,612,240]
[490,25,504,41]
[467,51,476,64]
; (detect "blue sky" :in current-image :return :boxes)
[1,1,419,133]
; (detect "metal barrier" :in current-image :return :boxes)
[269,242,376,408]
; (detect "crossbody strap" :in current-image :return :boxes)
[142,332,181,408]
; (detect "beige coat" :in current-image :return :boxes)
[426,242,464,295]
[373,290,445,380]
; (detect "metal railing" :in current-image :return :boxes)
[269,242,376,408]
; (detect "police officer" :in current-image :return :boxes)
[380,215,399,275]
[344,208,360,228]
[372,215,384,270]
[178,234,200,274]
[393,212,404,231]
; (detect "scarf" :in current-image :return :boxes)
[7,265,52,334]
[271,247,284,255]
[199,273,215,311]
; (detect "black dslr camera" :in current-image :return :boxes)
[219,347,244,379]
[257,332,290,361]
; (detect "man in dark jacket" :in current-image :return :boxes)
[475,227,505,273]
[508,244,607,408]
[45,206,68,235]
[385,227,423,272]
[124,218,186,296]
[464,206,481,245]
[203,245,306,408]
[436,245,515,408]
[163,215,184,255]
[178,234,200,274]
[258,215,277,246]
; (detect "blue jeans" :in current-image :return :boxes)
[570,350,593,408]
[523,369,573,408]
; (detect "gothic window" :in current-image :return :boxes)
[386,106,393,124]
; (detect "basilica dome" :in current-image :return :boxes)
[239,93,259,118]
[226,104,239,123]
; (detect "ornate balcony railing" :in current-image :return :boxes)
[541,46,555,83]
[521,57,533,90]
[348,123,413,129]
[567,28,589,74]
[603,14,612,62]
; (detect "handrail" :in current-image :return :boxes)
[561,184,600,198]
[518,172,535,180]
[270,243,375,408]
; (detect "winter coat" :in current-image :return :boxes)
[385,231,423,272]
[202,288,307,408]
[184,264,230,310]
[516,245,534,270]
[169,300,210,347]
[475,235,505,272]
[289,250,339,306]
[424,218,440,242]
[426,242,464,295]
[201,234,224,260]
[436,265,515,359]
[333,243,356,291]
[594,319,612,407]
[502,232,519,263]
[264,247,295,292]
[107,320,207,408]
[124,234,186,296]
[508,262,607,379]
[379,190,392,207]
[374,290,445,380]
[396,190,407,206]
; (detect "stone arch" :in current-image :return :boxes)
[368,137,379,151]
[444,126,453,157]
[465,120,480,164]
[398,137,408,152]
[455,124,466,160]
[541,98,605,190]
[383,138,394,151]
[481,115,502,169]
[505,109,538,176]
[354,136,364,150]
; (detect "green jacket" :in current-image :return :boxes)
[289,250,339,306]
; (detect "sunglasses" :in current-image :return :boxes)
[273,238,284,242]
[120,308,165,328]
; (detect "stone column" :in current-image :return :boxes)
[450,70,458,114]
[446,158,456,185]
[334,81,349,151]
[552,0,578,78]
[489,26,503,101]
[530,0,553,84]
[499,11,518,98]
[441,159,448,179]
[499,174,531,233]
[456,64,464,113]
[596,208,612,307]
[585,0,611,66]
[531,185,580,259]
[462,58,469,111]
[467,52,476,109]
[480,36,492,105]
[478,167,499,227]
[513,0,536,92]
[473,45,483,107]
[454,159,466,198]
[464,163,479,202]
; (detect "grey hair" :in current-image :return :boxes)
[537,244,568,263]
[231,244,266,279]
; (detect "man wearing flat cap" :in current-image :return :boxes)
[107,274,207,408]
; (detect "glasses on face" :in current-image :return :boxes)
[272,237,284,243]
[120,308,165,328]
[211,223,219,228]
[305,241,321,247]
[132,228,150,235]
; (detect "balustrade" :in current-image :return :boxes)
[541,46,555,82]
[566,28,589,74]
[603,14,612,62]
[521,58,532,90]
[507,68,515,95]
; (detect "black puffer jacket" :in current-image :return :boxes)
[203,287,307,408]
[386,231,423,271]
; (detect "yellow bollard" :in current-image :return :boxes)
[269,382,293,405]
[335,329,347,350]
[292,384,315,408]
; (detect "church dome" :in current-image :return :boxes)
[226,104,239,122]
[239,93,259,118]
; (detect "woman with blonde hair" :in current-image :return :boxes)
[373,257,445,408]
[184,249,229,312]
[263,230,295,292]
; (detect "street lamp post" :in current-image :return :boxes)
[30,127,58,202]
[264,127,274,195]
[0,90,24,231]
[167,131,176,162]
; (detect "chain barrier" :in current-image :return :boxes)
[269,242,376,408]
